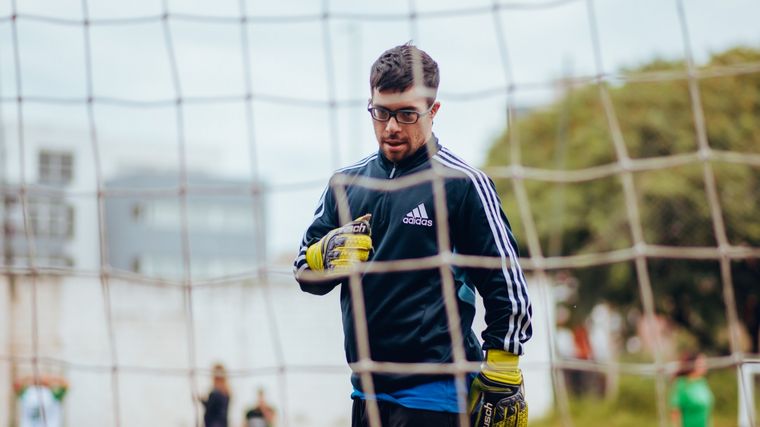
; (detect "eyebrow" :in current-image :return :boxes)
[374,104,419,111]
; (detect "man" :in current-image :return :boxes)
[293,43,532,426]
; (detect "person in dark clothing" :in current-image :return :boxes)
[243,388,276,427]
[293,43,532,427]
[201,363,230,427]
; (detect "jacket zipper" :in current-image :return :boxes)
[376,164,396,236]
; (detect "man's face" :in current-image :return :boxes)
[370,87,440,163]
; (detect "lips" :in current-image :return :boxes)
[383,139,406,146]
[384,142,406,154]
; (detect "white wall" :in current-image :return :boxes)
[6,274,353,427]
[0,277,12,427]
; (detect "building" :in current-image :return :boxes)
[1,124,284,427]
[0,124,267,279]
[0,125,100,275]
[105,172,266,281]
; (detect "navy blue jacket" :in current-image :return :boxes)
[293,138,532,393]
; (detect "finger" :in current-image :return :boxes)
[353,213,372,223]
[330,257,364,271]
[335,247,370,261]
[332,236,347,247]
[341,235,372,249]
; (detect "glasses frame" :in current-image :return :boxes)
[366,102,435,125]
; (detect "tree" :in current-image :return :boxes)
[485,47,760,353]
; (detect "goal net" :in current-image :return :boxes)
[1,1,759,426]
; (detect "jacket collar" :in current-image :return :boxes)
[377,134,440,173]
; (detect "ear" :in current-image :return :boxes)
[430,101,441,119]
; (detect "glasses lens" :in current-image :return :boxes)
[396,111,418,124]
[371,108,390,121]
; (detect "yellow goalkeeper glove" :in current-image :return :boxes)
[306,214,373,273]
[469,350,528,427]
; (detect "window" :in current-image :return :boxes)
[142,200,255,232]
[39,150,74,184]
[29,200,75,239]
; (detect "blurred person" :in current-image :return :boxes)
[14,374,68,427]
[294,42,532,426]
[243,388,276,427]
[201,363,230,427]
[572,323,605,397]
[555,305,583,394]
[670,353,714,427]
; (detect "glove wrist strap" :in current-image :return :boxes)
[483,350,522,385]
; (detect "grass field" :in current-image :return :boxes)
[530,367,758,427]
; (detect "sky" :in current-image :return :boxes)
[1,0,759,261]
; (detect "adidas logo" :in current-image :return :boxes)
[402,203,433,227]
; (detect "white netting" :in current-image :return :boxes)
[1,1,759,426]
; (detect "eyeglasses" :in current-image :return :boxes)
[367,103,435,124]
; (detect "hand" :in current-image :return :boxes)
[306,214,372,273]
[469,350,528,427]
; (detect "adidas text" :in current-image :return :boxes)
[402,217,433,227]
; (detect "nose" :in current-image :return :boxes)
[385,116,401,132]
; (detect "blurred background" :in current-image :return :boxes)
[0,0,759,426]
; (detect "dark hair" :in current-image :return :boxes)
[674,352,700,378]
[369,42,439,104]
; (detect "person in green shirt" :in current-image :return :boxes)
[670,353,714,427]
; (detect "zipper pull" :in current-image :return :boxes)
[389,165,396,179]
